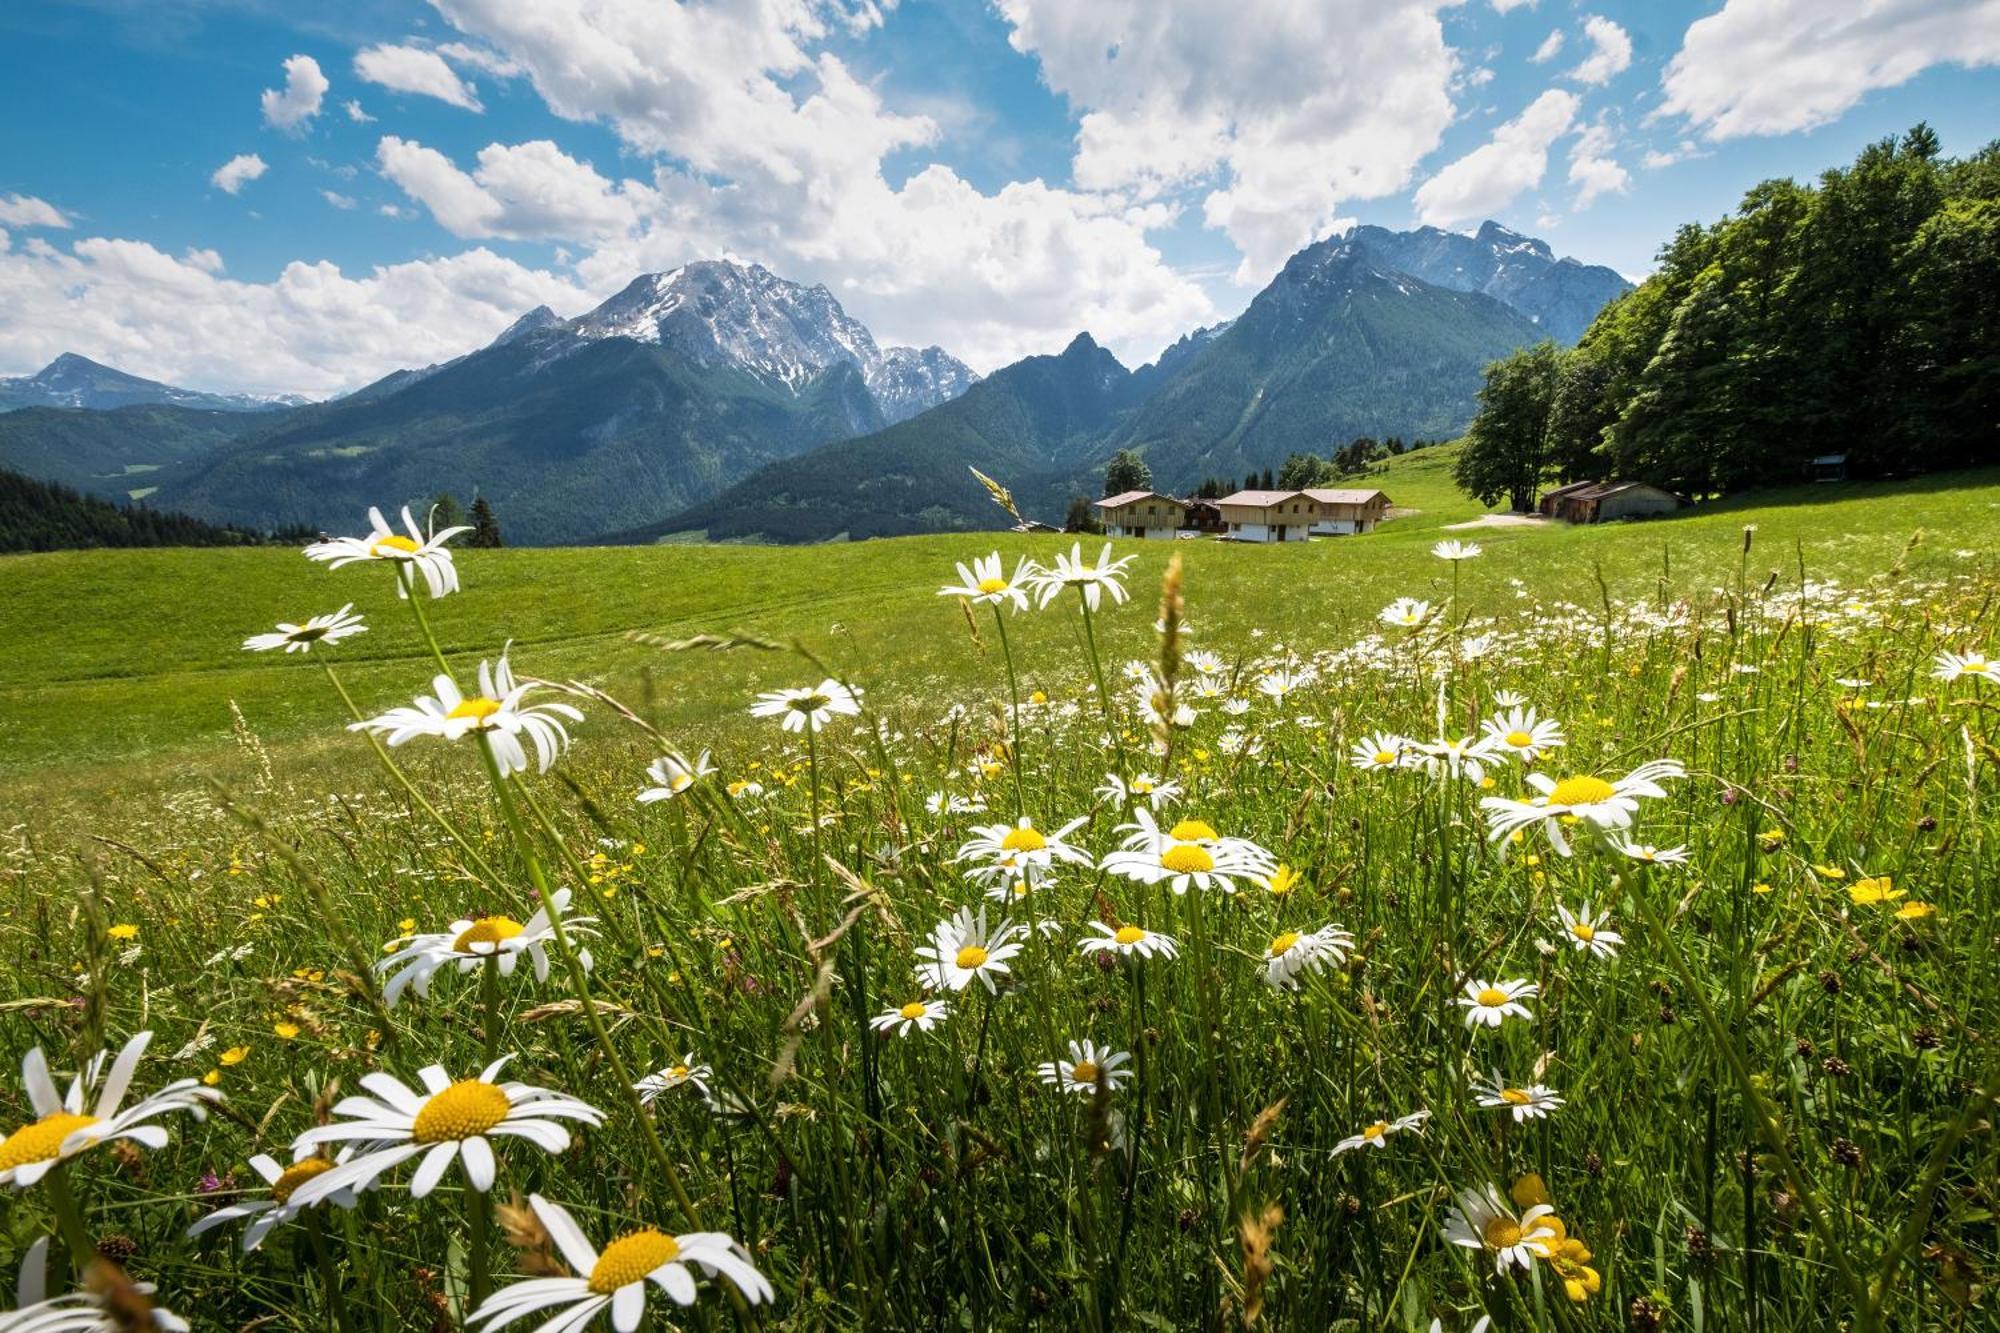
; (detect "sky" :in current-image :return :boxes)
[2,0,1997,398]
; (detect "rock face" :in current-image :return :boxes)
[565,260,976,422]
[0,353,309,413]
[1344,220,1631,343]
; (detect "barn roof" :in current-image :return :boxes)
[1300,487,1388,505]
[1094,489,1179,509]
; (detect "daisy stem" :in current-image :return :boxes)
[305,1211,355,1333]
[467,1186,492,1312]
[473,737,706,1233]
[991,605,1027,817]
[1109,961,1149,1314]
[44,1162,96,1276]
[397,563,456,680]
[965,990,993,1118]
[1077,591,1127,778]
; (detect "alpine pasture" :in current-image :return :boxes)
[3,452,1999,1331]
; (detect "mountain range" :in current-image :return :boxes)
[0,223,1626,545]
[0,353,310,413]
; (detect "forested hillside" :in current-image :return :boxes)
[0,467,308,552]
[1456,124,2000,507]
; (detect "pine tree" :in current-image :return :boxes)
[468,496,503,548]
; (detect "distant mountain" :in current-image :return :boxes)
[635,333,1142,543]
[1344,221,1630,343]
[566,261,975,423]
[0,353,310,414]
[0,403,268,496]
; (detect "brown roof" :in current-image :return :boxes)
[1551,479,1684,503]
[1301,487,1388,505]
[1216,489,1303,507]
[1094,489,1180,509]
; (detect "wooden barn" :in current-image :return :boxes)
[1537,479,1684,524]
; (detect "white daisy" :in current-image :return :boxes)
[749,678,863,734]
[1474,1074,1564,1122]
[377,890,597,1008]
[1332,1109,1429,1154]
[1349,732,1411,771]
[304,505,470,599]
[1443,1185,1558,1274]
[1380,597,1432,628]
[637,751,715,803]
[1607,837,1689,866]
[726,778,766,800]
[1432,539,1482,561]
[1457,978,1539,1029]
[287,1057,603,1206]
[1100,809,1277,895]
[0,1033,219,1189]
[1185,649,1226,675]
[1262,925,1354,990]
[634,1056,712,1106]
[914,907,1027,994]
[1077,921,1180,961]
[1095,772,1183,811]
[1555,903,1623,959]
[2,1237,188,1331]
[242,603,367,654]
[1029,542,1134,612]
[186,1148,361,1253]
[870,999,951,1037]
[467,1193,772,1329]
[954,816,1092,889]
[1933,650,1995,684]
[349,653,583,779]
[1491,689,1527,708]
[1479,759,1686,856]
[938,551,1037,611]
[1479,706,1565,761]
[1412,734,1502,785]
[1036,1040,1133,1094]
[1257,666,1316,704]
[926,791,986,816]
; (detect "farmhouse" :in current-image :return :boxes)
[1094,490,1187,540]
[1216,487,1392,542]
[1537,479,1684,524]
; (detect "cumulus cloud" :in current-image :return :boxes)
[321,190,358,210]
[1531,30,1565,63]
[1490,0,1536,11]
[1569,16,1633,85]
[1661,0,2000,140]
[261,53,329,132]
[1567,119,1629,208]
[994,0,1460,285]
[435,41,525,78]
[0,237,589,397]
[210,154,268,195]
[344,99,374,123]
[1413,88,1578,227]
[0,194,70,228]
[417,0,1216,370]
[354,43,484,112]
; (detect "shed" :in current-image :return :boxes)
[1539,479,1684,524]
[1811,453,1848,482]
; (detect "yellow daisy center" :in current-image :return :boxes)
[453,916,525,953]
[1547,776,1616,807]
[1501,1088,1533,1106]
[1505,729,1533,748]
[1570,922,1596,942]
[370,534,422,556]
[0,1112,101,1171]
[1160,844,1215,874]
[271,1158,335,1204]
[1373,749,1397,765]
[1483,1216,1524,1250]
[1000,827,1047,852]
[1113,925,1146,946]
[1069,1060,1100,1084]
[669,1065,691,1080]
[899,1002,928,1021]
[1168,819,1219,842]
[1476,986,1511,1008]
[1130,778,1154,793]
[976,577,1009,594]
[411,1080,512,1143]
[445,696,503,723]
[1269,931,1301,958]
[1362,1121,1389,1140]
[954,945,989,970]
[589,1229,682,1294]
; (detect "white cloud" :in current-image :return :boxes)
[435,41,525,78]
[321,190,358,210]
[1530,30,1565,63]
[1490,0,1536,11]
[1569,16,1632,85]
[1641,139,1706,169]
[210,154,268,195]
[1661,0,2000,140]
[995,0,1461,285]
[0,194,69,228]
[379,203,412,219]
[1567,119,1629,208]
[344,99,374,123]
[418,0,1217,370]
[261,54,329,132]
[1413,88,1578,227]
[354,43,484,112]
[0,236,590,397]
[377,136,656,242]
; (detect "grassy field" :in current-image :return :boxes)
[1,459,1997,1330]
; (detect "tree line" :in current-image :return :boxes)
[0,468,316,553]
[1455,124,2000,511]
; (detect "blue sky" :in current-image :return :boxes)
[2,0,1996,396]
